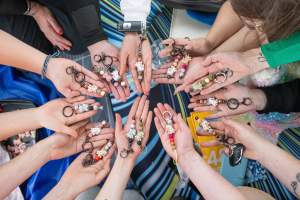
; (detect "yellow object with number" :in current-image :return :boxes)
[187,112,224,171]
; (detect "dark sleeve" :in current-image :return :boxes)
[0,0,28,15]
[63,0,107,47]
[260,79,300,113]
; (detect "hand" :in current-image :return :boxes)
[154,103,195,164]
[46,151,113,199]
[47,120,115,160]
[177,50,269,95]
[88,40,131,101]
[159,37,213,57]
[115,95,153,162]
[46,57,108,98]
[120,33,152,95]
[153,56,206,86]
[36,96,99,137]
[189,84,267,118]
[198,119,269,161]
[28,1,72,51]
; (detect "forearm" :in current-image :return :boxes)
[213,27,260,53]
[0,108,41,141]
[96,157,134,200]
[257,141,300,197]
[43,181,76,200]
[0,139,51,199]
[206,1,243,50]
[0,30,46,74]
[179,151,246,200]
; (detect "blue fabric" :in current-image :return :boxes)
[0,65,71,199]
[186,10,217,26]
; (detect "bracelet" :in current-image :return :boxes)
[41,55,51,79]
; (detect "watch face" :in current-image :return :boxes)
[123,23,132,29]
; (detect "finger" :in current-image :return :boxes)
[174,83,188,94]
[142,111,153,147]
[109,83,121,100]
[123,76,131,97]
[115,113,123,136]
[69,110,98,124]
[153,108,166,128]
[89,133,114,142]
[129,55,142,93]
[47,16,63,35]
[141,100,150,123]
[72,62,99,80]
[193,105,218,112]
[54,34,72,50]
[61,125,78,138]
[119,52,128,75]
[135,95,147,120]
[200,140,221,148]
[154,117,165,135]
[127,96,141,122]
[65,95,86,104]
[116,85,127,102]
[163,104,177,116]
[143,54,152,95]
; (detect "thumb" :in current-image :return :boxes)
[119,52,128,75]
[48,16,63,35]
[202,55,216,67]
[115,113,123,136]
[61,125,78,138]
[222,118,247,134]
[174,84,187,95]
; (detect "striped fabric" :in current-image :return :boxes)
[248,128,300,200]
[99,1,202,199]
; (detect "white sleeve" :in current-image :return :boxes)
[120,0,151,23]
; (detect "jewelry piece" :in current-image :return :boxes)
[163,111,176,150]
[228,143,245,166]
[135,36,147,81]
[198,97,252,110]
[66,66,86,84]
[93,53,127,88]
[82,136,95,167]
[178,55,192,79]
[191,69,233,92]
[62,103,103,118]
[81,82,106,97]
[195,117,214,135]
[135,119,144,147]
[120,148,129,158]
[127,121,137,144]
[95,141,113,161]
[90,120,107,136]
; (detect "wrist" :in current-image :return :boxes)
[178,149,199,170]
[45,180,77,200]
[87,40,108,52]
[27,1,40,17]
[243,48,269,73]
[251,89,267,111]
[115,155,136,169]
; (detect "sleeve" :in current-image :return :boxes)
[120,0,151,23]
[260,79,300,113]
[63,0,107,47]
[0,0,28,15]
[261,31,300,68]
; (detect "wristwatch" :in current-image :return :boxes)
[117,21,147,37]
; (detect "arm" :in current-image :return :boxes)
[257,140,300,198]
[0,121,110,199]
[180,151,246,200]
[0,108,40,141]
[0,138,51,199]
[206,1,244,50]
[0,30,46,74]
[96,156,134,200]
[259,79,300,113]
[0,0,27,15]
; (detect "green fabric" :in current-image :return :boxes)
[261,31,300,68]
